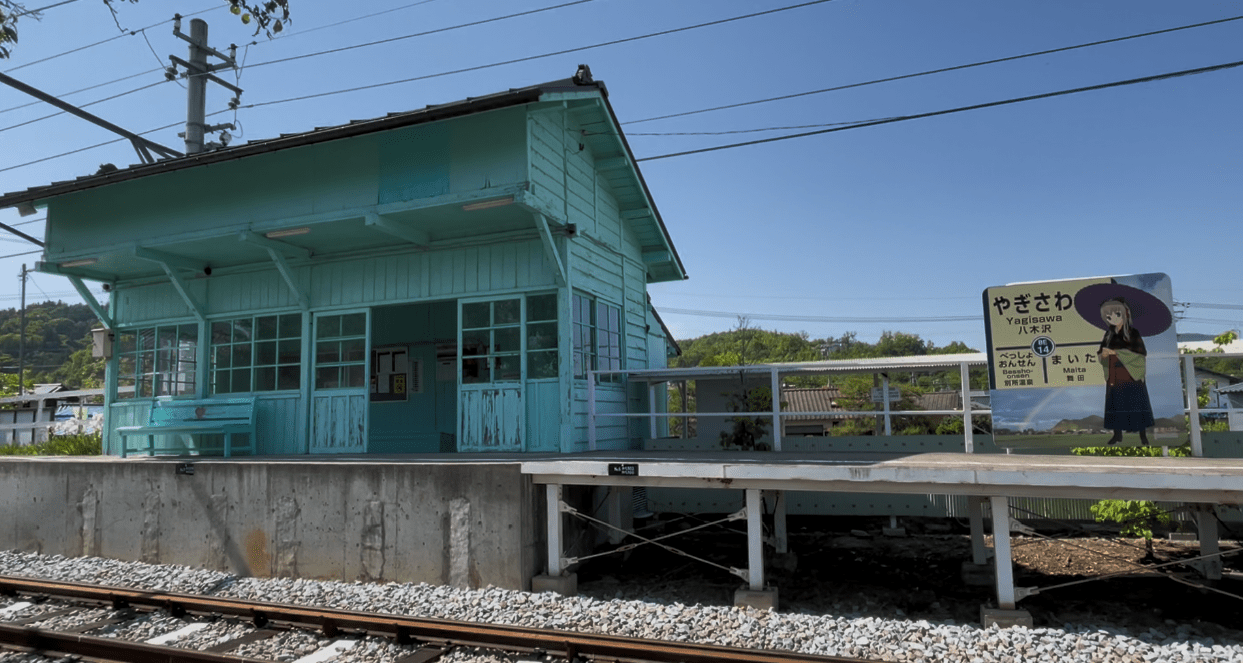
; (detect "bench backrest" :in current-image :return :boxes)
[148,398,256,427]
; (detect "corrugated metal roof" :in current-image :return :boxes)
[1,66,687,282]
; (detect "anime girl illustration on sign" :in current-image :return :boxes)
[1075,283,1174,446]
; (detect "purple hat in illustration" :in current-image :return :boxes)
[1074,282,1173,337]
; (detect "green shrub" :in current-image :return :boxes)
[0,433,102,456]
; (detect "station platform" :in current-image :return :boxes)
[520,451,1243,615]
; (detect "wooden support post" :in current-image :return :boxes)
[1197,504,1222,580]
[969,495,988,565]
[606,487,624,545]
[746,488,764,591]
[989,496,1016,609]
[1184,354,1203,457]
[546,484,564,576]
[770,367,782,451]
[773,490,787,554]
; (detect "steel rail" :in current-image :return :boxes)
[0,574,870,663]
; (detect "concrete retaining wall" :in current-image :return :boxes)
[0,458,542,590]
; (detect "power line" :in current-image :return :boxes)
[241,0,838,109]
[245,0,594,71]
[625,13,1243,125]
[0,68,161,116]
[0,78,168,134]
[1186,302,1243,311]
[270,0,442,41]
[0,119,183,174]
[658,307,981,324]
[636,58,1243,162]
[0,249,42,260]
[5,3,221,72]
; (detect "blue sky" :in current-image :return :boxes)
[1,0,1240,350]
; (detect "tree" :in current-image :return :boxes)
[1,0,291,59]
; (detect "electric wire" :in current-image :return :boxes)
[7,0,82,17]
[636,58,1243,162]
[0,118,183,174]
[624,13,1243,125]
[658,307,981,324]
[243,0,601,71]
[0,68,161,115]
[239,0,838,108]
[3,3,220,72]
[0,78,168,134]
[268,0,442,41]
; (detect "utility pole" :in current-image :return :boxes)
[169,16,242,155]
[18,265,27,397]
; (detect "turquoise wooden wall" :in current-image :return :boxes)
[75,98,672,456]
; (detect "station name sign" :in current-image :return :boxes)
[607,463,639,476]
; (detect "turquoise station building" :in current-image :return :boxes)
[0,66,685,456]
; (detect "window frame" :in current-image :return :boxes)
[115,322,199,399]
[572,292,624,383]
[210,313,304,395]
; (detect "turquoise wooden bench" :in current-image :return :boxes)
[117,397,257,458]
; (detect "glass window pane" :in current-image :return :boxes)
[179,324,197,343]
[213,370,228,393]
[138,350,154,375]
[211,321,231,345]
[528,351,558,379]
[138,328,156,352]
[342,339,366,363]
[176,371,196,395]
[118,331,136,354]
[256,341,277,366]
[279,314,302,339]
[461,331,488,356]
[317,340,340,364]
[495,354,520,381]
[213,345,230,369]
[315,366,339,389]
[256,315,279,340]
[341,313,366,337]
[317,315,340,339]
[278,365,300,390]
[493,328,521,353]
[232,318,253,343]
[462,358,489,384]
[158,326,177,349]
[277,339,300,365]
[255,367,276,392]
[528,294,556,322]
[345,364,366,388]
[528,322,557,350]
[494,299,520,325]
[156,348,173,372]
[573,351,585,378]
[462,302,489,329]
[118,355,136,376]
[117,376,135,399]
[137,377,153,398]
[231,368,251,392]
[232,343,252,368]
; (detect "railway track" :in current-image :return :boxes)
[0,574,874,663]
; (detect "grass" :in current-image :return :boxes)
[0,433,102,456]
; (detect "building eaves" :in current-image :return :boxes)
[0,75,589,210]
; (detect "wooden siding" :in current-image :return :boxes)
[572,384,632,451]
[111,240,557,326]
[106,401,152,455]
[311,393,366,453]
[525,380,561,452]
[255,394,303,455]
[460,387,522,451]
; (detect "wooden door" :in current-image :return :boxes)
[310,310,369,453]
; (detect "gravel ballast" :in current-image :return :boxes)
[0,550,1239,663]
